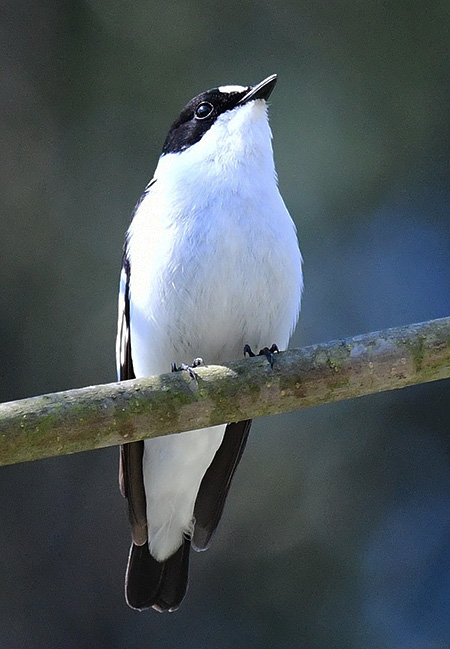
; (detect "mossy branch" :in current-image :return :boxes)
[1,316,449,467]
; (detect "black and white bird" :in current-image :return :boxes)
[116,74,303,612]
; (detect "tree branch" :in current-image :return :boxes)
[1,316,449,467]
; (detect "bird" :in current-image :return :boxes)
[116,74,303,612]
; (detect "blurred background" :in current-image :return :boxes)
[1,1,450,647]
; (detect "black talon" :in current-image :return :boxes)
[259,344,279,368]
[243,343,279,368]
[171,358,203,380]
[244,344,255,358]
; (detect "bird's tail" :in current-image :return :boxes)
[125,538,190,612]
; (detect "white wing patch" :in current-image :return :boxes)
[116,265,129,379]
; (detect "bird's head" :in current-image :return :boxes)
[158,75,278,180]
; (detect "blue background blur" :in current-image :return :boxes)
[1,2,450,648]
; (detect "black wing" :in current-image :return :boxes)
[117,251,148,546]
[193,419,252,551]
[117,184,191,611]
[117,180,160,545]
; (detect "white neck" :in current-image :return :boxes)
[154,100,276,203]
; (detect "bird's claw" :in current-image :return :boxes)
[244,343,279,368]
[171,358,203,380]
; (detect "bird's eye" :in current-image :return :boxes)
[195,102,214,119]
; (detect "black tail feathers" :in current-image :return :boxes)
[125,539,190,612]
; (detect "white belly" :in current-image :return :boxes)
[127,180,302,562]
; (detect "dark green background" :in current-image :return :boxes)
[1,2,450,647]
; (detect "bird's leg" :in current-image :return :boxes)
[171,357,203,380]
[244,343,279,368]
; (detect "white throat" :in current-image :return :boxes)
[154,100,276,201]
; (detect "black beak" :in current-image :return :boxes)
[237,74,278,106]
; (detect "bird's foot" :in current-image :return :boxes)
[171,357,203,380]
[244,343,279,368]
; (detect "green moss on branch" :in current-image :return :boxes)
[0,316,449,466]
